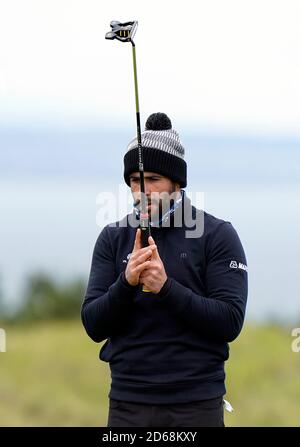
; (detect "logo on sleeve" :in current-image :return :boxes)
[230,260,248,272]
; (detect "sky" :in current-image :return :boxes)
[0,0,300,135]
[1,1,300,321]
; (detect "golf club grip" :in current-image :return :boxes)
[141,226,150,248]
[140,226,152,292]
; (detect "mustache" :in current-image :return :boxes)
[133,198,159,207]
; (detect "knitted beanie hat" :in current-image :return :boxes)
[123,112,187,188]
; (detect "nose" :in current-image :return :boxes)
[144,182,151,196]
[144,180,156,204]
[132,185,151,206]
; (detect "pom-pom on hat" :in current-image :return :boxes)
[123,112,187,188]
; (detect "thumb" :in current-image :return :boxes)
[133,228,141,251]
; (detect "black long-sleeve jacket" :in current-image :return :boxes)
[81,193,248,404]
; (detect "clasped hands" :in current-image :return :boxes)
[125,228,167,294]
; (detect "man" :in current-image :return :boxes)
[81,112,248,427]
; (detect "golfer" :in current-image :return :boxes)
[81,112,248,427]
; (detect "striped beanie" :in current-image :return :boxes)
[123,113,187,188]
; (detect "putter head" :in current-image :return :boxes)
[105,20,138,43]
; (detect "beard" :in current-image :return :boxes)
[133,183,180,223]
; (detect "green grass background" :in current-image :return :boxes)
[0,320,299,426]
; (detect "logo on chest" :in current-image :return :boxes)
[122,253,132,264]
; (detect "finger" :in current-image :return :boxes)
[133,260,151,273]
[130,244,157,261]
[133,228,141,252]
[139,267,151,278]
[140,277,152,288]
[139,271,150,282]
[135,249,153,266]
[148,235,155,246]
[148,236,160,259]
[140,273,151,284]
[139,271,148,280]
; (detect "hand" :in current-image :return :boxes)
[139,236,168,294]
[125,229,157,286]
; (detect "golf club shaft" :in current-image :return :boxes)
[105,21,152,293]
[131,42,152,293]
[131,42,151,248]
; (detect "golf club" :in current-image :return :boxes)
[105,21,152,292]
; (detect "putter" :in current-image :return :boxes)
[105,21,152,292]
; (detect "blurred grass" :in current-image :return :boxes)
[0,320,299,426]
[0,320,109,426]
[225,323,300,426]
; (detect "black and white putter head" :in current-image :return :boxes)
[105,21,138,43]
